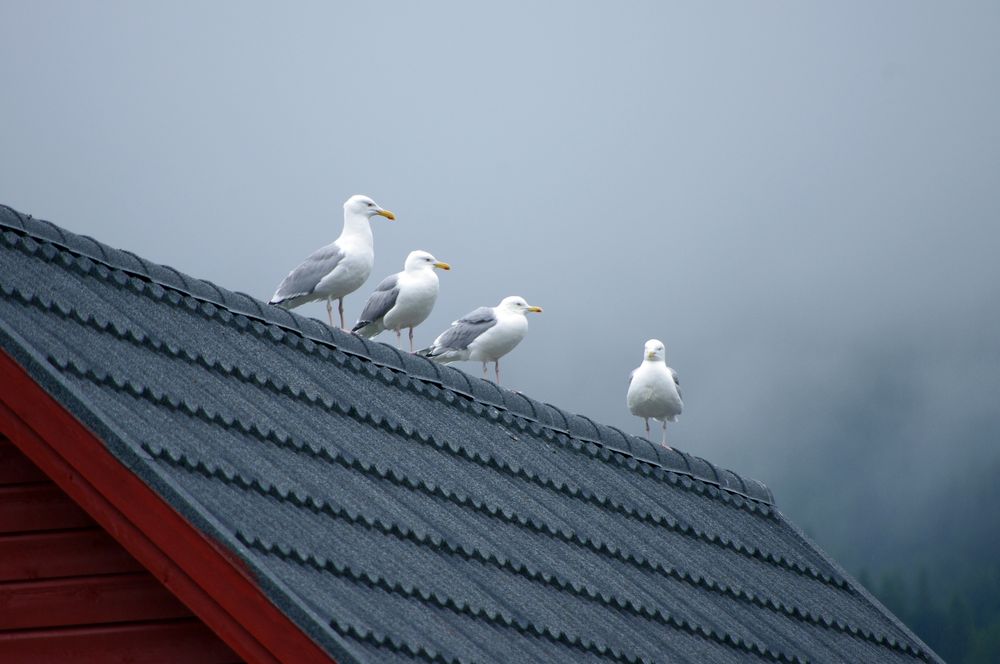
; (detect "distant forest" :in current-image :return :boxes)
[860,565,1000,663]
[843,455,1000,663]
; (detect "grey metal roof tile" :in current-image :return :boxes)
[0,205,27,230]
[0,207,941,664]
[23,213,69,244]
[115,247,164,279]
[567,412,603,442]
[69,232,109,261]
[133,420,892,632]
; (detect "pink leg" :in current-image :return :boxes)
[395,329,402,348]
[326,298,334,327]
[661,420,672,450]
[338,298,345,329]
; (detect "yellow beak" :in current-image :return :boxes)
[647,352,656,360]
[527,306,543,313]
[376,209,396,221]
[433,261,451,271]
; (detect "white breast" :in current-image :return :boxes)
[467,312,528,362]
[383,270,440,330]
[627,363,683,421]
[315,240,374,299]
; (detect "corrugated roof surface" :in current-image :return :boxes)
[0,204,940,664]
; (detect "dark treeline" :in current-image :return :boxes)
[859,564,1000,662]
[783,405,1000,664]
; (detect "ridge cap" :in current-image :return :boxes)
[0,203,775,507]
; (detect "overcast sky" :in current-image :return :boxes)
[3,1,998,571]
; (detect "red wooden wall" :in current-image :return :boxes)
[0,435,242,663]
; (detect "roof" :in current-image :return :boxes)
[0,203,941,664]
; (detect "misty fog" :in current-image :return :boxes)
[3,2,999,656]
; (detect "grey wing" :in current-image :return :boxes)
[270,243,344,303]
[352,274,400,330]
[671,368,682,400]
[435,306,497,351]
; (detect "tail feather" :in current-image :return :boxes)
[269,293,310,310]
[417,344,448,359]
[352,319,383,338]
[418,346,462,364]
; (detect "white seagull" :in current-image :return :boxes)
[269,194,395,328]
[627,339,683,448]
[352,250,452,351]
[418,296,542,383]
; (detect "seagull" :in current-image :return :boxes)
[269,194,395,328]
[627,339,683,448]
[418,296,542,383]
[352,250,452,351]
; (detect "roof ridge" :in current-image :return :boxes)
[14,273,777,520]
[0,203,774,507]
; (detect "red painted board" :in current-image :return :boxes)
[0,350,334,663]
[0,572,192,630]
[0,618,242,664]
[0,438,46,484]
[0,528,144,581]
[0,484,94,533]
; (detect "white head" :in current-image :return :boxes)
[497,295,543,315]
[344,194,395,221]
[644,338,666,362]
[404,250,451,272]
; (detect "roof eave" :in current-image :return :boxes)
[0,346,336,664]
